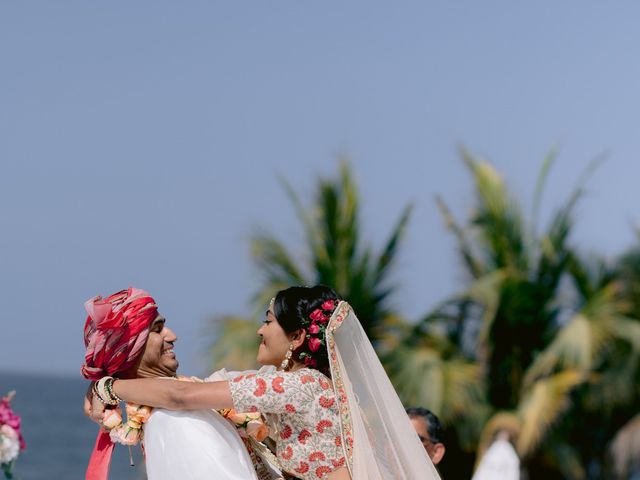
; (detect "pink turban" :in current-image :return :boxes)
[81,287,158,381]
[81,287,158,480]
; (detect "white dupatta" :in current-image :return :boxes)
[326,301,441,480]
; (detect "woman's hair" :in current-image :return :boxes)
[273,285,340,376]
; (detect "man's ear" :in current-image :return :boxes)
[431,443,445,465]
[289,328,306,350]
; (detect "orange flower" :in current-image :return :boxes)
[101,407,122,430]
[246,419,269,442]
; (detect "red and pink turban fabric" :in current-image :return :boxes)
[81,287,158,381]
[81,287,158,480]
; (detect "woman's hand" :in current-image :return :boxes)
[83,382,106,426]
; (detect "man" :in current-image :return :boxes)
[406,407,446,465]
[82,288,258,480]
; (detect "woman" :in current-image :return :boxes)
[90,286,440,480]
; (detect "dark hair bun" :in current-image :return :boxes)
[273,285,340,376]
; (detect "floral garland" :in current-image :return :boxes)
[0,391,25,480]
[101,403,152,446]
[297,299,337,369]
[219,408,269,442]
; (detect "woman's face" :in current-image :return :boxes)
[256,306,293,367]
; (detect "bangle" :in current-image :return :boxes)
[95,376,121,406]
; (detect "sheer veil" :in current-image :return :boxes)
[326,301,441,480]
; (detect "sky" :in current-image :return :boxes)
[1,1,640,377]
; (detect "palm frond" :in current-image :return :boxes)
[435,195,484,278]
[384,341,484,423]
[516,370,583,457]
[373,203,412,286]
[531,146,558,239]
[461,148,528,272]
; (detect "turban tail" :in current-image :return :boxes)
[81,287,158,480]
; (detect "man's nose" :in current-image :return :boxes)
[164,326,177,342]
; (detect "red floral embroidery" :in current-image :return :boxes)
[285,403,296,413]
[309,451,326,462]
[319,378,331,390]
[281,445,293,460]
[316,466,332,477]
[319,396,335,409]
[316,420,333,433]
[272,376,285,393]
[301,375,316,384]
[334,436,342,447]
[249,406,258,413]
[347,436,353,448]
[331,457,345,468]
[233,375,245,382]
[298,429,311,444]
[295,462,310,474]
[280,424,293,440]
[254,378,267,397]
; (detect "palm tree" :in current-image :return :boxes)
[405,149,638,478]
[250,160,412,342]
[208,160,412,371]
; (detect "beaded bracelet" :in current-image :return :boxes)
[94,376,121,406]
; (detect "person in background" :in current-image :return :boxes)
[406,407,446,465]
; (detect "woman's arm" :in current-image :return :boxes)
[111,377,234,410]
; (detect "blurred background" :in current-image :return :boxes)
[1,1,639,478]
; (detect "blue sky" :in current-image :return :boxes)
[1,1,639,376]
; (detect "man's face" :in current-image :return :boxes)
[410,417,445,465]
[136,315,179,378]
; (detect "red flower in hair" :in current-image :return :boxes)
[308,323,320,334]
[304,357,317,368]
[309,309,324,322]
[321,300,335,311]
[308,337,322,352]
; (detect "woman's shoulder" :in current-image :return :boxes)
[289,368,333,391]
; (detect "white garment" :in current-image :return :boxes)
[144,408,258,480]
[471,439,520,480]
[326,302,441,480]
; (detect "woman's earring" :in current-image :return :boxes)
[280,343,295,371]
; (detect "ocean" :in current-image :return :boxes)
[0,370,146,479]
